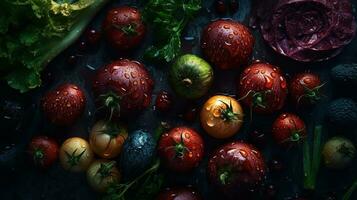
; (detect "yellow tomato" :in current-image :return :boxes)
[200,95,244,138]
[86,160,121,192]
[89,121,128,159]
[59,137,94,172]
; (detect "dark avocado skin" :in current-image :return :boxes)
[327,98,357,129]
[331,64,357,87]
[120,130,156,180]
[169,54,213,99]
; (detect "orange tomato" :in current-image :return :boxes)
[89,121,128,159]
[200,95,244,138]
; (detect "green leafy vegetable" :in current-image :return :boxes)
[143,0,202,62]
[104,160,163,200]
[303,125,323,190]
[0,0,110,92]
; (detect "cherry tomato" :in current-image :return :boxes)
[103,6,145,51]
[89,121,128,159]
[237,62,288,114]
[59,137,94,172]
[272,113,307,147]
[155,91,173,112]
[41,83,86,126]
[207,141,266,197]
[157,187,202,200]
[86,160,120,192]
[158,127,204,172]
[289,72,324,107]
[201,19,254,70]
[28,136,59,169]
[200,95,244,139]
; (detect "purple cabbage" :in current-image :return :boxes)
[260,0,356,62]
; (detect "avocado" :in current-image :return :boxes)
[326,98,357,129]
[331,64,357,87]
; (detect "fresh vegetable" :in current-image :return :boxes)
[89,121,128,159]
[207,142,266,197]
[343,179,357,200]
[237,62,288,114]
[260,0,356,62]
[41,83,86,126]
[200,95,244,139]
[143,0,202,62]
[201,19,254,70]
[169,54,214,99]
[92,59,154,119]
[322,136,356,169]
[0,0,110,92]
[272,113,307,147]
[289,73,324,107]
[120,130,156,180]
[86,160,120,192]
[303,125,323,190]
[331,64,357,87]
[155,91,173,112]
[215,0,227,14]
[157,187,202,200]
[59,137,94,172]
[28,136,59,169]
[158,126,204,172]
[326,98,357,129]
[103,6,146,52]
[0,99,25,135]
[104,160,163,200]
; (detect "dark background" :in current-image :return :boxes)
[1,0,357,199]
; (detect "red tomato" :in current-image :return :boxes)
[28,136,59,169]
[272,113,307,146]
[237,62,288,114]
[41,84,86,126]
[155,91,173,112]
[157,187,202,200]
[201,19,254,70]
[289,72,324,107]
[158,127,204,172]
[207,142,266,197]
[92,59,154,118]
[103,6,145,51]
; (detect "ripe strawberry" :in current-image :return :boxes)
[42,84,86,126]
[201,19,254,70]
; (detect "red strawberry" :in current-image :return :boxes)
[42,84,86,126]
[103,6,146,52]
[201,19,254,70]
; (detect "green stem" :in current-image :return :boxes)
[343,179,357,200]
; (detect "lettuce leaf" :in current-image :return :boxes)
[0,0,110,93]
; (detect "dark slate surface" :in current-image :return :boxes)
[1,0,357,199]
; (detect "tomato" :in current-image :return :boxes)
[59,137,94,172]
[207,141,266,197]
[158,127,204,172]
[272,113,307,147]
[120,130,156,179]
[89,121,128,159]
[86,160,120,192]
[28,136,59,169]
[92,59,154,118]
[200,95,244,139]
[237,62,288,114]
[169,54,214,99]
[41,84,86,126]
[322,136,356,169]
[157,187,202,200]
[289,72,324,107]
[103,6,145,51]
[201,19,254,70]
[155,91,173,112]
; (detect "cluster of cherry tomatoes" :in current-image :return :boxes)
[27,4,329,199]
